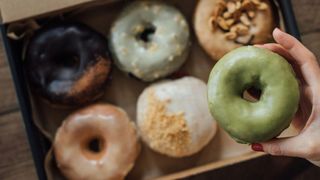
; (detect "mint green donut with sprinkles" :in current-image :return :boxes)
[109,1,190,82]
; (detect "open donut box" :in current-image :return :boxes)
[0,0,301,179]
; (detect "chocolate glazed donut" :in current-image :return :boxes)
[26,23,111,106]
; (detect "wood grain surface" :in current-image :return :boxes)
[0,0,319,179]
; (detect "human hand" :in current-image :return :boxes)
[252,28,320,166]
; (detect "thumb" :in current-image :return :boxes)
[251,136,306,158]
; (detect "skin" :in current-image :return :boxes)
[252,28,320,166]
[208,45,300,143]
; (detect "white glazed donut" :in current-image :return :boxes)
[109,1,190,82]
[53,104,140,180]
[137,77,217,157]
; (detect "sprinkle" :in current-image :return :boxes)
[132,25,144,34]
[134,68,143,76]
[111,26,116,33]
[171,33,178,40]
[143,2,150,11]
[176,44,182,55]
[153,5,161,14]
[154,73,160,78]
[121,32,128,38]
[168,55,174,61]
[180,19,187,27]
[121,48,128,55]
[174,15,181,22]
[156,27,164,34]
[149,43,158,52]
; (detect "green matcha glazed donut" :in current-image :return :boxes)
[208,46,300,143]
[109,1,190,82]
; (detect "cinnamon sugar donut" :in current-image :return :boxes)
[53,104,140,180]
[194,0,278,60]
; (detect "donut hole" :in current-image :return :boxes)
[136,23,156,43]
[81,136,106,160]
[88,137,103,153]
[242,86,262,103]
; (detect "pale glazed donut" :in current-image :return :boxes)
[109,1,190,82]
[194,0,277,60]
[137,77,217,157]
[53,104,140,180]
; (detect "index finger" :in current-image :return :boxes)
[273,28,320,87]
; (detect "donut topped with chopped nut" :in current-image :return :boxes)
[109,1,191,82]
[194,0,278,60]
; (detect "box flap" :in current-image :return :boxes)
[0,0,107,24]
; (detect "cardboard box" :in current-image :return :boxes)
[0,0,301,179]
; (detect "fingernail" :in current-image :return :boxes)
[274,27,283,34]
[251,143,264,152]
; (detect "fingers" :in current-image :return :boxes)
[251,136,307,158]
[286,82,312,132]
[255,43,293,61]
[272,28,320,87]
[273,28,316,66]
[255,43,305,85]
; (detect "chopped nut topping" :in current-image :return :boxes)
[225,32,237,40]
[223,11,232,19]
[218,0,227,8]
[208,0,269,44]
[235,1,242,9]
[242,0,256,10]
[227,2,236,13]
[240,13,251,26]
[217,17,230,30]
[236,34,254,44]
[258,2,268,10]
[235,23,249,35]
[247,11,256,18]
[226,19,235,26]
[252,0,261,5]
[230,25,238,33]
[209,16,217,31]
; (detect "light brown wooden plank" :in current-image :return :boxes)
[0,66,19,114]
[0,111,36,180]
[292,0,320,34]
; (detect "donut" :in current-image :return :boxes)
[207,46,299,143]
[26,23,111,106]
[194,0,277,60]
[109,1,190,82]
[53,104,140,180]
[137,77,217,157]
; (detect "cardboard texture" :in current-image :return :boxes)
[3,0,296,179]
[0,0,117,23]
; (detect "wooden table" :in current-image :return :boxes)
[0,0,319,179]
